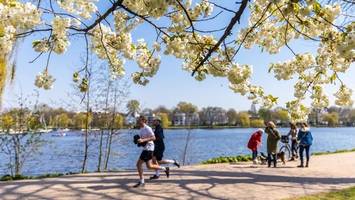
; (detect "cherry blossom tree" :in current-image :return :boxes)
[0,0,354,121]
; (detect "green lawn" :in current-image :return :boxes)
[288,187,355,200]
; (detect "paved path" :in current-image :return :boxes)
[1,152,355,200]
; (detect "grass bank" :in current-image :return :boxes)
[202,148,355,164]
[312,148,355,156]
[202,155,252,164]
[287,186,355,200]
[0,172,77,181]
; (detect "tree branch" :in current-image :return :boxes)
[76,0,124,32]
[191,0,249,76]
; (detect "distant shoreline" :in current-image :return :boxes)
[166,125,355,129]
[1,126,355,135]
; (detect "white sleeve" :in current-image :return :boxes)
[147,127,154,137]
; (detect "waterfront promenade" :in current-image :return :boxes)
[1,152,355,200]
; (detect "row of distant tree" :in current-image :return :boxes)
[1,101,354,132]
[139,103,355,128]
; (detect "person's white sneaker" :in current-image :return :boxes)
[253,159,258,165]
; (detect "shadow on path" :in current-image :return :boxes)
[1,168,355,200]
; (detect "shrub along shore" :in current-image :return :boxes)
[201,148,355,164]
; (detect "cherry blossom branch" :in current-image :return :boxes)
[284,22,297,56]
[120,5,171,37]
[232,2,273,60]
[76,0,124,33]
[192,0,249,76]
[275,4,320,42]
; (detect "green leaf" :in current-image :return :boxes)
[268,66,274,73]
[313,1,322,14]
[330,73,337,84]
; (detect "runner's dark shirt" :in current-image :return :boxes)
[154,124,165,150]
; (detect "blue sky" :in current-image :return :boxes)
[2,1,355,111]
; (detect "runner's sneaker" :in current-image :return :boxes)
[174,159,180,168]
[133,182,145,188]
[165,167,170,178]
[149,175,160,180]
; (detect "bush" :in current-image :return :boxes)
[312,148,355,156]
[202,155,252,164]
[250,119,265,128]
[0,172,73,182]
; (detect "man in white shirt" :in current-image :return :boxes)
[134,116,170,188]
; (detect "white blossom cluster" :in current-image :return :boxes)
[334,86,353,107]
[32,16,72,55]
[57,0,97,19]
[238,0,354,121]
[311,85,329,109]
[123,0,175,18]
[35,70,55,90]
[52,17,71,54]
[90,23,127,77]
[286,100,310,122]
[0,1,41,58]
[269,53,315,81]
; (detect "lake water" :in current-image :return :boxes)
[0,128,354,176]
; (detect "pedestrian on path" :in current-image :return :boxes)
[134,116,170,188]
[265,121,281,168]
[297,122,313,168]
[247,128,264,165]
[150,117,180,180]
[288,122,298,161]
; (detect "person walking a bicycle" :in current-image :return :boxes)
[288,122,298,161]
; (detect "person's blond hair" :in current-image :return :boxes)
[267,121,276,128]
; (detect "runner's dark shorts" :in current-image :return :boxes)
[139,150,153,162]
[154,147,165,161]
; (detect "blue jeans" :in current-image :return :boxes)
[252,150,258,160]
[291,139,298,157]
[299,145,310,164]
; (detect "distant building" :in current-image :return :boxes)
[173,112,200,126]
[200,107,228,125]
[186,113,200,125]
[125,111,139,126]
[173,113,186,126]
[250,103,257,114]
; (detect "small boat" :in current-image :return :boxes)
[38,129,52,133]
[52,132,67,137]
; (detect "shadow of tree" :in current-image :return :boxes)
[1,168,355,200]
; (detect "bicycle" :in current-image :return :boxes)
[279,135,292,160]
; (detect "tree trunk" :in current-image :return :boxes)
[104,88,117,171]
[13,135,21,175]
[97,80,111,172]
[104,129,114,170]
[81,89,90,173]
[182,123,192,166]
[97,129,104,172]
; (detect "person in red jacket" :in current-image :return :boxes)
[247,129,264,164]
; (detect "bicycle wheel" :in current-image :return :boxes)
[279,145,291,160]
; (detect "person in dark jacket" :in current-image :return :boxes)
[297,122,313,168]
[265,121,281,167]
[150,117,180,180]
[288,122,298,161]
